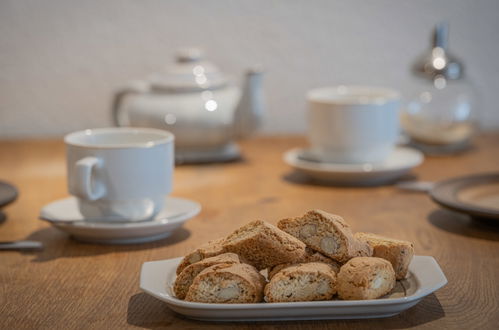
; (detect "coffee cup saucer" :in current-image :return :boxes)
[283,147,424,186]
[39,196,201,244]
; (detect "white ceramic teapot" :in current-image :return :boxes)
[112,49,264,163]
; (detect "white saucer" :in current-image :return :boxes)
[39,196,201,244]
[283,147,424,185]
[175,142,240,164]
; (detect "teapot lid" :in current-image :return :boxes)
[149,48,228,92]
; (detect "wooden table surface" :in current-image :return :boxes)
[1,135,498,329]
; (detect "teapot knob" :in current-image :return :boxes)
[176,48,203,63]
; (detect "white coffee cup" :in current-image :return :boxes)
[65,127,174,221]
[307,85,400,164]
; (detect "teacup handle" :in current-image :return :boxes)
[73,157,106,201]
[112,80,150,127]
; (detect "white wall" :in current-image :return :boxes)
[1,0,498,138]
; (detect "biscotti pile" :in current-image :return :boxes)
[173,209,414,303]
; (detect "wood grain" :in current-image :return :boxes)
[1,134,499,329]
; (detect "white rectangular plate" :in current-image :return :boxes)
[139,256,447,321]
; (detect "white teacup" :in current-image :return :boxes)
[307,85,400,164]
[65,127,174,221]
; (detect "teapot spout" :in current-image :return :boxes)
[233,66,265,139]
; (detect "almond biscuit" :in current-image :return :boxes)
[354,232,414,280]
[278,210,372,263]
[176,237,226,275]
[222,220,307,270]
[185,263,266,303]
[265,262,337,302]
[173,252,244,299]
[336,257,396,300]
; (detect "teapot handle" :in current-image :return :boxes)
[112,81,150,126]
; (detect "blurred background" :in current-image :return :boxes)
[1,0,498,138]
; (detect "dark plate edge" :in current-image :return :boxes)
[430,172,499,220]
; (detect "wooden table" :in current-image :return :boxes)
[1,135,498,329]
